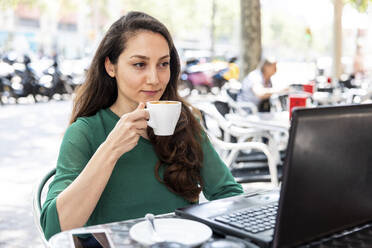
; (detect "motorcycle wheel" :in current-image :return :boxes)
[194,84,211,95]
[178,80,193,97]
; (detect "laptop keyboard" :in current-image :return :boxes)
[214,202,278,234]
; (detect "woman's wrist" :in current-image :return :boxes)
[98,140,122,166]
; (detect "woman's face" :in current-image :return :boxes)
[106,30,171,111]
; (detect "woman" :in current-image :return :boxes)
[40,11,243,240]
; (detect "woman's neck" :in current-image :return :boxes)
[109,97,138,117]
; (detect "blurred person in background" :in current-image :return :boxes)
[237,57,286,112]
[40,11,243,244]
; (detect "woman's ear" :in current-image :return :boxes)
[104,57,115,78]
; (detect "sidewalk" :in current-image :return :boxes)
[0,100,72,247]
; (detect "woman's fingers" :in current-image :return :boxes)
[121,102,149,122]
[134,118,148,130]
[137,128,148,137]
[107,102,151,155]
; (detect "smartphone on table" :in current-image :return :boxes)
[70,229,114,248]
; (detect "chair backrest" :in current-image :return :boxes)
[220,83,258,115]
[196,103,279,186]
[32,168,56,247]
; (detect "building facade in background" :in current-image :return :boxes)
[0,2,109,59]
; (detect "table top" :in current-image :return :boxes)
[49,213,176,248]
[48,213,259,248]
[226,111,290,133]
[47,205,372,248]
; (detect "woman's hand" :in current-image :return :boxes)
[105,102,149,159]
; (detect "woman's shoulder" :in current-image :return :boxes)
[73,109,110,128]
[71,113,97,131]
[67,109,108,137]
[64,118,93,142]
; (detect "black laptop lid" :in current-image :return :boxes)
[273,104,372,247]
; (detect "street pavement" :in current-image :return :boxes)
[0,100,72,247]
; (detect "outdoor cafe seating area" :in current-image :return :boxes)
[33,75,372,248]
[3,0,372,247]
[182,76,372,188]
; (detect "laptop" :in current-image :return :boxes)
[176,104,372,247]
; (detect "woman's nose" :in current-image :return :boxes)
[146,67,160,85]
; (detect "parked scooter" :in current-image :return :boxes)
[0,57,14,104]
[179,58,230,95]
[212,57,239,89]
[179,59,213,94]
[1,54,41,103]
[0,76,8,105]
[38,58,74,100]
[0,52,84,104]
[59,60,86,92]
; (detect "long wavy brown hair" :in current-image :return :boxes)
[70,11,203,202]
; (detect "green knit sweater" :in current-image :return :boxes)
[40,108,243,240]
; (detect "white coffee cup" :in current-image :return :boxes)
[146,101,182,136]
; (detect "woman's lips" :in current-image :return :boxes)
[141,90,160,96]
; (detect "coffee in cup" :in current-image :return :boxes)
[146,101,181,136]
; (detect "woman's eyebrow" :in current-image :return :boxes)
[129,55,170,60]
[130,55,149,60]
[159,55,170,60]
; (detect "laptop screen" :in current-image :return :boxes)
[274,104,372,247]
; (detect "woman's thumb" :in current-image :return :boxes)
[137,102,146,110]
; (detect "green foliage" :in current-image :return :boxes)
[1,0,82,13]
[122,0,239,47]
[344,0,372,12]
[0,0,40,10]
[0,0,19,9]
[262,8,333,60]
[1,0,240,57]
[213,0,240,42]
[0,0,239,43]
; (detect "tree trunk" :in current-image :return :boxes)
[210,0,216,60]
[240,0,262,77]
[333,0,343,82]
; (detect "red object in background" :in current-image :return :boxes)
[327,77,332,84]
[289,94,307,119]
[303,83,314,94]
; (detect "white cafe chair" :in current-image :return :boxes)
[196,103,280,186]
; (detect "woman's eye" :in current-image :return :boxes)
[133,62,145,68]
[160,61,170,68]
